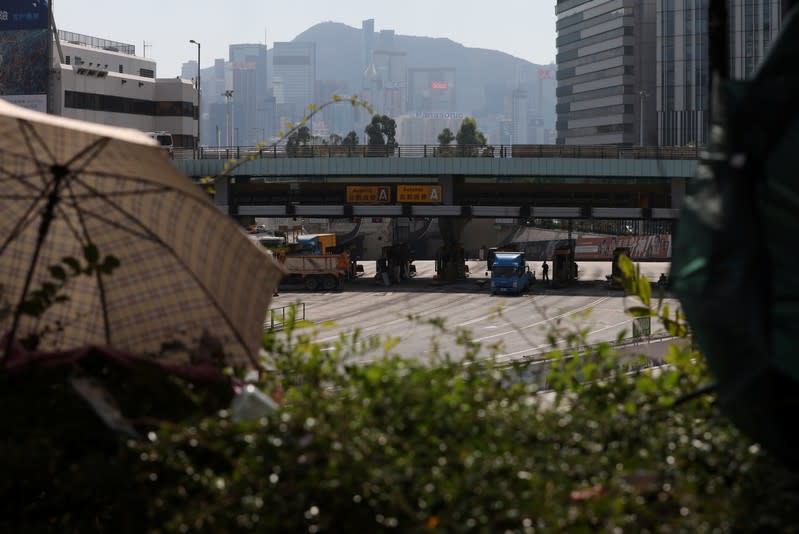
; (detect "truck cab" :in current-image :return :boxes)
[490,252,533,295]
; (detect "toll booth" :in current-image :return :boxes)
[435,244,467,282]
[379,243,414,282]
[552,245,576,286]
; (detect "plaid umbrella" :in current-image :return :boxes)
[0,100,284,368]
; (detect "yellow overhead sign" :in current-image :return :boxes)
[397,185,442,204]
[346,185,391,204]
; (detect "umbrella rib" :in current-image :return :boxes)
[18,117,60,164]
[17,119,111,172]
[69,174,259,367]
[57,201,161,242]
[63,180,113,346]
[0,184,49,258]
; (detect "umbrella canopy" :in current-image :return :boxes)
[0,100,284,368]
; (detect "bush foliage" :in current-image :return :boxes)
[2,259,798,532]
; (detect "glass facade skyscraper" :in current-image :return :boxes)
[656,0,783,146]
[272,42,317,128]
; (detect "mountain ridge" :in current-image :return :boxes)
[268,21,556,130]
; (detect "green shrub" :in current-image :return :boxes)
[3,266,798,532]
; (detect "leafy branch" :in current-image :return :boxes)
[15,243,120,350]
[617,254,688,338]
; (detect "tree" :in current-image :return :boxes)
[342,131,359,146]
[364,114,397,146]
[437,128,455,146]
[455,117,487,147]
[286,125,311,156]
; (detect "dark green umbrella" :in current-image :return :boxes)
[671,1,799,467]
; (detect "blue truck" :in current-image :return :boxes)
[489,252,533,295]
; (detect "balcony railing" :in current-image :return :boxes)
[174,144,701,161]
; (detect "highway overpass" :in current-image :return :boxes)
[173,144,698,220]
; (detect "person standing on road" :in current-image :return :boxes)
[542,260,549,281]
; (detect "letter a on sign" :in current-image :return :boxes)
[378,188,389,202]
[429,188,440,202]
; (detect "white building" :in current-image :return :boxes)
[395,112,464,146]
[48,31,196,148]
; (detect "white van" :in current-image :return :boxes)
[146,131,174,158]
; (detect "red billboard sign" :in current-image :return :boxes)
[431,81,449,90]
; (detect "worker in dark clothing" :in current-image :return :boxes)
[542,261,549,281]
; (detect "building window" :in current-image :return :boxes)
[64,90,194,118]
[65,56,70,65]
[119,64,124,73]
[139,68,154,78]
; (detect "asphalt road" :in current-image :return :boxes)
[270,260,677,364]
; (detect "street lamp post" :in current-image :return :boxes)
[639,89,648,147]
[189,40,201,152]
[222,90,234,147]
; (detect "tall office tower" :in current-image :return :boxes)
[228,44,269,145]
[181,60,198,83]
[511,89,530,144]
[362,19,375,76]
[555,0,657,146]
[407,68,457,113]
[656,0,783,146]
[317,79,354,136]
[272,42,317,128]
[371,50,407,117]
[205,58,228,146]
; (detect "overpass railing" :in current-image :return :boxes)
[175,144,701,161]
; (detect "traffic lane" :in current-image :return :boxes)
[273,281,681,363]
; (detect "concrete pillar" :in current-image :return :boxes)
[214,175,230,215]
[439,175,455,204]
[436,217,469,281]
[671,177,686,210]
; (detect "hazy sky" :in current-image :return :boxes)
[52,0,557,77]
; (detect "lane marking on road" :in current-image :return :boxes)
[455,297,536,327]
[314,294,476,343]
[472,297,610,343]
[493,317,633,362]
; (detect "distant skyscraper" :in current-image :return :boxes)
[181,60,198,84]
[272,42,316,128]
[206,58,228,146]
[656,0,783,146]
[511,89,529,144]
[407,68,457,113]
[555,0,657,146]
[371,50,407,117]
[362,19,375,76]
[317,79,354,135]
[228,44,269,145]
